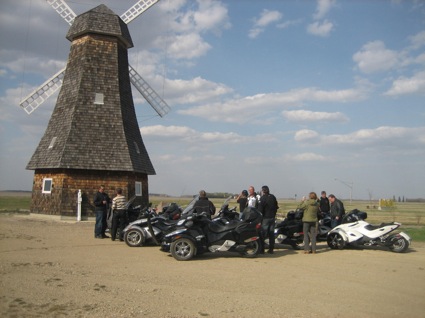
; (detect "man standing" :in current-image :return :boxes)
[111,188,128,241]
[193,190,216,219]
[93,185,111,239]
[258,185,278,254]
[247,186,259,208]
[329,194,345,228]
[319,191,330,219]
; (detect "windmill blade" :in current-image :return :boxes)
[19,68,65,115]
[46,0,77,25]
[129,65,170,117]
[121,0,160,24]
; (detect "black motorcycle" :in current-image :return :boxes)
[161,203,263,261]
[270,209,332,249]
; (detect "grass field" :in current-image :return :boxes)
[1,192,424,241]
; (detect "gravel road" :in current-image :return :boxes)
[0,214,424,318]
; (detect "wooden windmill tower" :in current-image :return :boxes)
[20,0,170,218]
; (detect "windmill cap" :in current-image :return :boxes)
[66,4,133,48]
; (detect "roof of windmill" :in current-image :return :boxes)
[66,4,133,49]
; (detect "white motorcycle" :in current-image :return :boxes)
[327,210,411,253]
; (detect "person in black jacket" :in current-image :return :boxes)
[319,191,330,219]
[258,185,278,254]
[93,185,111,239]
[329,194,345,228]
[193,190,216,219]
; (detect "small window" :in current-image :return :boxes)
[94,93,104,104]
[134,141,140,154]
[135,181,142,196]
[42,178,53,194]
[48,137,57,149]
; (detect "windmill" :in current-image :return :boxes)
[21,0,170,217]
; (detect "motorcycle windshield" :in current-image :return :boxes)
[181,195,200,215]
[125,195,137,209]
[221,196,233,209]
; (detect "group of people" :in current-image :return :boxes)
[236,188,345,255]
[93,185,129,241]
[236,185,279,254]
[296,191,345,254]
[94,185,345,256]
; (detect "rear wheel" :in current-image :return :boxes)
[170,238,196,261]
[389,236,409,253]
[241,240,260,258]
[124,228,145,247]
[327,233,345,250]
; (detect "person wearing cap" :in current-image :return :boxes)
[258,185,279,254]
[236,190,248,212]
[193,190,216,219]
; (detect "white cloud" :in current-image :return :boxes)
[384,70,425,96]
[249,9,282,39]
[288,152,327,161]
[140,125,267,144]
[294,129,320,142]
[163,33,212,59]
[295,126,425,150]
[313,0,336,20]
[178,86,368,123]
[353,41,400,74]
[306,20,334,37]
[282,110,349,123]
[307,0,336,37]
[408,30,425,50]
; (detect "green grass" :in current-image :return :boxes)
[0,196,31,211]
[403,227,425,242]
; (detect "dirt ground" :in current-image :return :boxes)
[0,214,424,318]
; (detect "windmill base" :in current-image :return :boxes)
[30,169,150,218]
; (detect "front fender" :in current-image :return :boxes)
[328,228,349,242]
[123,225,151,239]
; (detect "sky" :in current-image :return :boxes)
[0,0,424,200]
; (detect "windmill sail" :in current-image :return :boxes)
[129,65,170,117]
[46,0,76,25]
[19,68,65,114]
[121,0,160,24]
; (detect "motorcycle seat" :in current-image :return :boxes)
[365,223,394,231]
[207,220,239,233]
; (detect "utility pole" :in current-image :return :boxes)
[334,178,353,203]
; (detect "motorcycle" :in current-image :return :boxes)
[161,198,263,261]
[270,209,332,249]
[106,195,142,237]
[327,209,411,253]
[123,202,185,247]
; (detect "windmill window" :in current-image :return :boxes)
[94,93,104,104]
[42,178,53,194]
[134,141,140,154]
[48,137,57,149]
[135,181,142,196]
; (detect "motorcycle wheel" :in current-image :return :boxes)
[327,233,345,250]
[170,238,196,261]
[124,228,145,247]
[389,236,409,253]
[241,240,260,258]
[294,237,305,250]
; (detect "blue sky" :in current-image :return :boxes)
[0,0,424,200]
